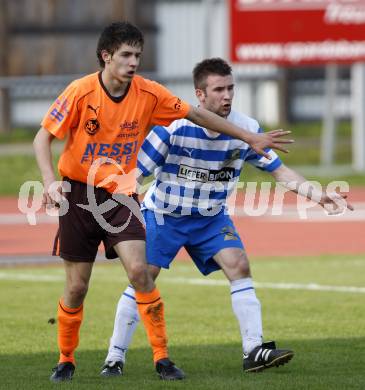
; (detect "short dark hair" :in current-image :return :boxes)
[193,58,232,90]
[96,22,144,67]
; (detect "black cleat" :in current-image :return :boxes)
[155,358,185,380]
[243,341,294,373]
[100,361,124,377]
[50,362,75,382]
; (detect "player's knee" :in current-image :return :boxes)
[127,262,149,287]
[232,254,251,278]
[68,280,89,300]
[236,261,251,277]
[148,264,161,281]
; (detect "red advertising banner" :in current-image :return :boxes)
[230,0,365,65]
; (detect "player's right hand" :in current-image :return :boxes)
[319,192,354,215]
[42,180,63,208]
[250,130,294,159]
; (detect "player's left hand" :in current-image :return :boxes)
[250,130,294,159]
[319,192,354,215]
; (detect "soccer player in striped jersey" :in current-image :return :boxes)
[101,58,350,376]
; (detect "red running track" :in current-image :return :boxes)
[0,188,364,259]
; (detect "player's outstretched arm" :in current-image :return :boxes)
[270,164,354,214]
[33,127,62,207]
[186,105,294,159]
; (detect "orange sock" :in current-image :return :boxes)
[135,288,168,363]
[57,298,83,364]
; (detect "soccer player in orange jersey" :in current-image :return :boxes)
[33,22,293,382]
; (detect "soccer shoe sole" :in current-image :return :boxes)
[50,370,74,382]
[244,351,294,373]
[100,362,124,377]
[156,367,185,380]
[100,369,123,377]
[50,376,73,383]
[158,374,185,381]
[157,370,185,381]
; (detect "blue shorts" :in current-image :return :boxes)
[143,209,244,276]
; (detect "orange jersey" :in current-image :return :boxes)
[41,72,190,193]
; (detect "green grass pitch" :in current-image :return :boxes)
[0,254,364,389]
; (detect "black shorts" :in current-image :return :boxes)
[53,177,146,262]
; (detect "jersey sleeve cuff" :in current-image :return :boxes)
[40,122,65,140]
[264,158,282,172]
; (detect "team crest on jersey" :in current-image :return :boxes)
[85,118,100,135]
[174,98,182,110]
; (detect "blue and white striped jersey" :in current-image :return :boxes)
[138,110,282,215]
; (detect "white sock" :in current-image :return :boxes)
[230,278,263,355]
[105,285,140,363]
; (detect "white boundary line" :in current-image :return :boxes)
[162,277,365,293]
[0,272,63,281]
[0,272,364,294]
